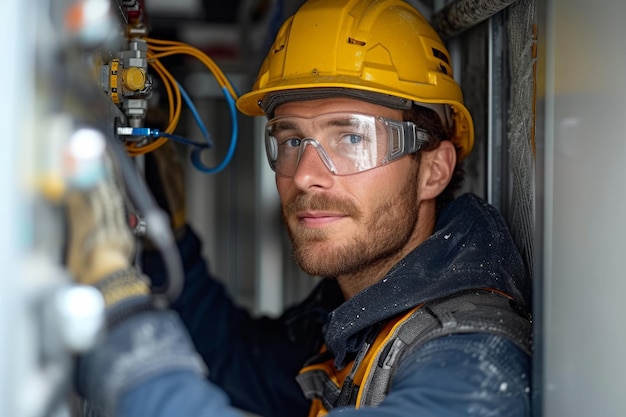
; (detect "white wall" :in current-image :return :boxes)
[538,0,626,415]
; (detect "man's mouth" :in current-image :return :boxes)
[296,210,348,227]
[284,192,361,231]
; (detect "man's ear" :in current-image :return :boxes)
[419,140,457,200]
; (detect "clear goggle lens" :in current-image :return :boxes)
[265,112,432,177]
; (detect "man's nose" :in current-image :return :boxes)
[292,141,336,189]
[296,139,337,175]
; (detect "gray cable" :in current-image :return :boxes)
[106,136,183,305]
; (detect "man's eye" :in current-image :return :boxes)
[342,134,363,145]
[282,137,301,148]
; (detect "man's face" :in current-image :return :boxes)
[274,97,426,279]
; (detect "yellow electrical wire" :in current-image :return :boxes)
[126,54,178,156]
[125,52,179,155]
[144,37,238,100]
[125,37,239,156]
[149,54,182,133]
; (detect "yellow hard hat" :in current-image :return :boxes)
[236,0,474,159]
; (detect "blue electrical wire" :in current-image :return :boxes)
[118,127,208,150]
[190,86,238,174]
[223,73,241,98]
[119,86,237,174]
[177,81,213,148]
[157,132,209,149]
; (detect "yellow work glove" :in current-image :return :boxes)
[65,154,150,306]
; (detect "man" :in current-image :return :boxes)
[69,0,532,416]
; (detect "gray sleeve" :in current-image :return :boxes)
[76,310,208,416]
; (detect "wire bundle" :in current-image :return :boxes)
[126,37,240,174]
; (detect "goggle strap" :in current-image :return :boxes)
[404,122,432,154]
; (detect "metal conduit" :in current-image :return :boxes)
[431,0,519,39]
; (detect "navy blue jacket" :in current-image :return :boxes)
[78,193,532,417]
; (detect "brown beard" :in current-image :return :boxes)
[282,171,420,278]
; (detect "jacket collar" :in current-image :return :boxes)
[323,193,531,369]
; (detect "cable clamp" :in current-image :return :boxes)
[116,127,160,137]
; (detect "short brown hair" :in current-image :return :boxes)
[403,105,465,214]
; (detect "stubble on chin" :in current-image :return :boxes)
[282,192,359,276]
[282,182,419,278]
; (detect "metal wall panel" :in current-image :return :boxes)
[537,0,626,415]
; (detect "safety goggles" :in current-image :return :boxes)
[265,112,432,177]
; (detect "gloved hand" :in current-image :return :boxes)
[144,140,187,239]
[65,153,150,306]
[67,150,203,417]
